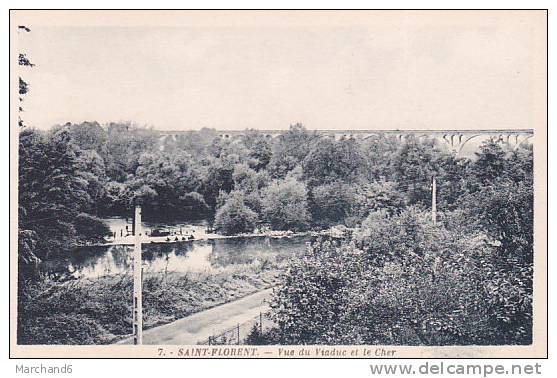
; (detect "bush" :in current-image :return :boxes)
[269,208,532,345]
[308,181,354,228]
[74,213,111,243]
[214,196,258,235]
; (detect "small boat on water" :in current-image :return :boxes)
[151,228,172,237]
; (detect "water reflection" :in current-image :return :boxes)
[43,236,309,281]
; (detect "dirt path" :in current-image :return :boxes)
[116,288,273,345]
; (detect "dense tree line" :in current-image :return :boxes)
[18,122,532,265]
[259,141,534,345]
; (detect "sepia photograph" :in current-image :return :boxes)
[9,9,547,358]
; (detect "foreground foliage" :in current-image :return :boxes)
[262,142,533,345]
[18,265,282,345]
[268,210,531,345]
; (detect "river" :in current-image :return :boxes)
[102,216,211,238]
[42,232,310,281]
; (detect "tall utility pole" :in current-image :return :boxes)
[431,176,437,226]
[132,205,143,345]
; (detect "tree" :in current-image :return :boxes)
[232,163,259,191]
[104,123,158,182]
[471,139,509,186]
[229,163,269,214]
[18,128,109,261]
[213,196,258,235]
[461,141,533,261]
[347,180,406,225]
[18,26,34,127]
[302,137,366,187]
[201,155,238,209]
[267,123,319,178]
[102,181,132,214]
[62,121,109,155]
[261,176,311,231]
[73,213,112,243]
[77,149,108,214]
[18,229,40,281]
[240,129,273,171]
[390,136,439,206]
[161,128,217,156]
[433,154,469,210]
[127,151,207,217]
[359,134,401,181]
[309,181,355,228]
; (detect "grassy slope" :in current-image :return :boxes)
[18,263,282,345]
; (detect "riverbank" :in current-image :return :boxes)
[18,260,284,345]
[83,227,349,247]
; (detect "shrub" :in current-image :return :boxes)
[269,208,532,345]
[214,196,258,235]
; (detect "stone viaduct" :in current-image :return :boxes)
[158,129,533,157]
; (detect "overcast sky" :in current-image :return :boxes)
[16,11,546,131]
